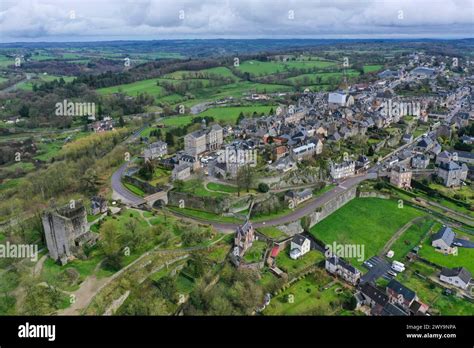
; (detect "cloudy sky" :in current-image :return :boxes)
[0,0,473,42]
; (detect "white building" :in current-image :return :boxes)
[440,267,472,290]
[330,160,355,180]
[291,142,318,160]
[290,235,311,260]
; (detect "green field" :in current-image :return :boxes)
[159,104,276,128]
[418,229,474,274]
[363,64,383,73]
[236,59,337,76]
[167,207,242,224]
[17,74,75,91]
[206,182,239,193]
[310,198,425,267]
[163,67,239,81]
[389,218,437,261]
[243,240,267,263]
[397,262,474,315]
[178,180,228,198]
[263,270,353,315]
[97,78,168,98]
[123,182,146,197]
[257,227,287,241]
[284,70,360,85]
[275,249,324,275]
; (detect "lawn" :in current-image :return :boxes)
[178,179,228,198]
[123,182,146,197]
[17,75,75,91]
[236,59,336,76]
[418,229,474,274]
[167,206,242,224]
[198,105,276,124]
[257,227,288,241]
[263,270,353,315]
[242,240,267,263]
[389,218,437,261]
[310,198,425,267]
[97,78,168,98]
[397,262,474,315]
[163,67,239,81]
[363,64,383,73]
[206,182,239,194]
[34,141,63,161]
[285,70,360,85]
[275,249,324,275]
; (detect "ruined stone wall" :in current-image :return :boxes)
[308,186,357,228]
[123,175,160,195]
[358,191,390,199]
[168,191,230,214]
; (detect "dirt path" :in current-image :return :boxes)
[379,216,426,257]
[59,275,111,315]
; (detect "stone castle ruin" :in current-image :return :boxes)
[42,202,98,265]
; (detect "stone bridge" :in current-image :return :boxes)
[144,191,168,208]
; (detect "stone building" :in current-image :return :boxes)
[330,160,355,180]
[143,141,167,161]
[42,202,98,265]
[234,220,255,258]
[184,124,223,157]
[436,161,468,187]
[390,165,412,189]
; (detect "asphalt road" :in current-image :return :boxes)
[162,173,376,231]
[111,162,146,206]
[110,125,150,205]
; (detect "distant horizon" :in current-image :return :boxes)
[1,36,473,46]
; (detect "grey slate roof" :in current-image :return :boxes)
[432,226,455,246]
[440,267,472,284]
[387,279,416,302]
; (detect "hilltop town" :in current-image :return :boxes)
[1,40,473,317]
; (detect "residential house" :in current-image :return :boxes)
[291,142,317,161]
[386,279,418,310]
[330,160,355,180]
[381,302,410,316]
[143,141,167,161]
[440,267,472,290]
[436,150,453,165]
[184,124,223,157]
[285,189,313,207]
[358,283,389,316]
[171,164,191,181]
[390,165,412,189]
[431,226,456,255]
[234,220,255,258]
[91,196,108,215]
[411,154,430,169]
[402,133,414,144]
[289,234,311,260]
[355,155,370,171]
[436,161,468,187]
[89,119,113,133]
[274,145,288,160]
[325,256,361,285]
[456,151,474,165]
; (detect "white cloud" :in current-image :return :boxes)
[0,0,472,41]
